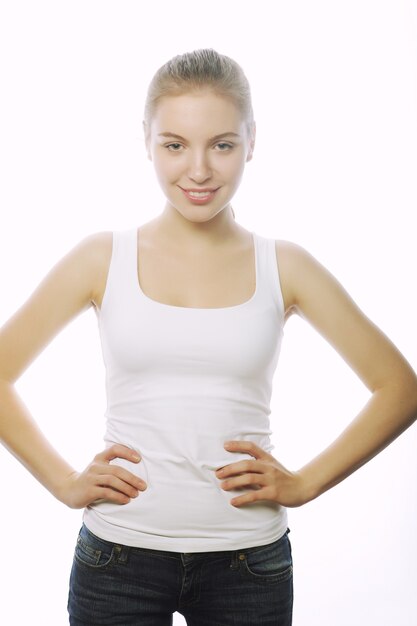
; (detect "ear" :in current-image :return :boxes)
[246,121,256,162]
[143,121,152,161]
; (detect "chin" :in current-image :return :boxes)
[183,208,228,223]
[169,199,232,222]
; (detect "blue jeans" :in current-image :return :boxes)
[68,523,293,625]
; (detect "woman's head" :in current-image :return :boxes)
[143,50,256,225]
[144,49,254,138]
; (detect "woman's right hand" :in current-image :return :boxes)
[57,444,147,509]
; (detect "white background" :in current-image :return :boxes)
[0,1,416,624]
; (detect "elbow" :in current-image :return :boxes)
[403,362,417,411]
[391,368,417,427]
[408,380,417,425]
[373,363,417,430]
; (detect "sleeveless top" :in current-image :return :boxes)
[83,228,288,552]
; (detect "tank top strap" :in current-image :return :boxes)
[102,229,285,316]
[253,233,285,316]
[101,229,137,309]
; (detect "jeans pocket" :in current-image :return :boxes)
[239,531,293,583]
[73,525,118,569]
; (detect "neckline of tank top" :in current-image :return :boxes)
[133,229,259,311]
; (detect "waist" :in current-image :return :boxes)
[84,454,287,551]
[90,412,280,550]
[103,406,273,464]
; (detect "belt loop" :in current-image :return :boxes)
[114,544,129,565]
[230,550,240,570]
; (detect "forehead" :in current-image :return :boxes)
[150,91,245,136]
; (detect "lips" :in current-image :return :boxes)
[179,186,220,204]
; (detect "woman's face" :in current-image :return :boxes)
[145,90,255,224]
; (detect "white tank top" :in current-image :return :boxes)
[83,228,288,552]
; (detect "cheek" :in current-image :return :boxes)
[153,155,183,185]
[219,155,246,186]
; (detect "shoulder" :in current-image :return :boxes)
[65,231,113,280]
[75,230,113,259]
[274,240,315,316]
[0,231,114,381]
[73,231,113,307]
[274,240,344,318]
[46,231,113,309]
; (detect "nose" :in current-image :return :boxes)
[187,150,212,184]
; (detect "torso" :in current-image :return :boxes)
[137,226,257,309]
[91,222,293,314]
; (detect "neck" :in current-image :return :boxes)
[152,202,243,251]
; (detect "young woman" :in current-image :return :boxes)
[0,49,416,626]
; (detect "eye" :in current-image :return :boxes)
[166,143,183,152]
[215,142,234,151]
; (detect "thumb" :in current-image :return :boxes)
[98,444,141,464]
[224,440,270,460]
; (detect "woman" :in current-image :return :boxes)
[0,49,416,626]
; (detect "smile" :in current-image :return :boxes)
[179,187,220,204]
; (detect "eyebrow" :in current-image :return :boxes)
[157,132,241,141]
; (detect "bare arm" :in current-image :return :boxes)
[0,233,146,508]
[281,242,417,501]
[217,242,417,506]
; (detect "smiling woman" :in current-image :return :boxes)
[0,48,417,626]
[159,130,241,203]
[144,91,255,221]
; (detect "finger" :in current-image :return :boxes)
[230,488,273,508]
[95,473,140,499]
[107,465,147,491]
[215,459,264,478]
[224,441,271,460]
[93,487,132,506]
[220,472,266,492]
[96,445,141,464]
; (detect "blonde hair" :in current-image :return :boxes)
[143,49,254,134]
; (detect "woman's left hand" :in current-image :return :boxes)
[216,441,310,508]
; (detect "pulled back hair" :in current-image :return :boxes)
[143,49,254,134]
